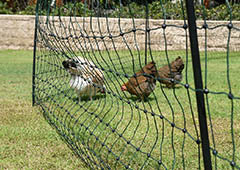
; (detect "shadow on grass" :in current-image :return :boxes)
[125,96,155,102]
[73,94,107,102]
[160,85,183,89]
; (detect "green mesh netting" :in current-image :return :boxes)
[33,0,240,169]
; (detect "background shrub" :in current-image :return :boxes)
[0,1,239,20]
[0,1,13,14]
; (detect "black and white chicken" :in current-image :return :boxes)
[62,56,105,101]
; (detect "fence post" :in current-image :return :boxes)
[32,0,40,106]
[185,0,212,169]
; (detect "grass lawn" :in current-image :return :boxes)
[34,48,240,169]
[1,49,239,169]
[0,50,88,169]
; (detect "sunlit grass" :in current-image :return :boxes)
[34,49,240,169]
[0,50,88,169]
[1,49,239,169]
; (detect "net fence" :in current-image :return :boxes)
[33,0,240,169]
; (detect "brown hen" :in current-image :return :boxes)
[158,56,184,88]
[121,61,158,101]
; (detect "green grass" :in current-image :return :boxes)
[1,49,240,169]
[34,49,240,169]
[0,50,88,169]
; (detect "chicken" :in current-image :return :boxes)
[121,61,158,101]
[158,56,184,88]
[62,56,105,101]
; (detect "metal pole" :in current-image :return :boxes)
[185,0,212,169]
[32,0,40,106]
[144,1,149,65]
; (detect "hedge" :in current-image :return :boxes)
[0,1,239,20]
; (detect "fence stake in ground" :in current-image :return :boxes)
[186,0,212,169]
[32,0,40,106]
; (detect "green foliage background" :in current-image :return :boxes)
[0,1,240,20]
